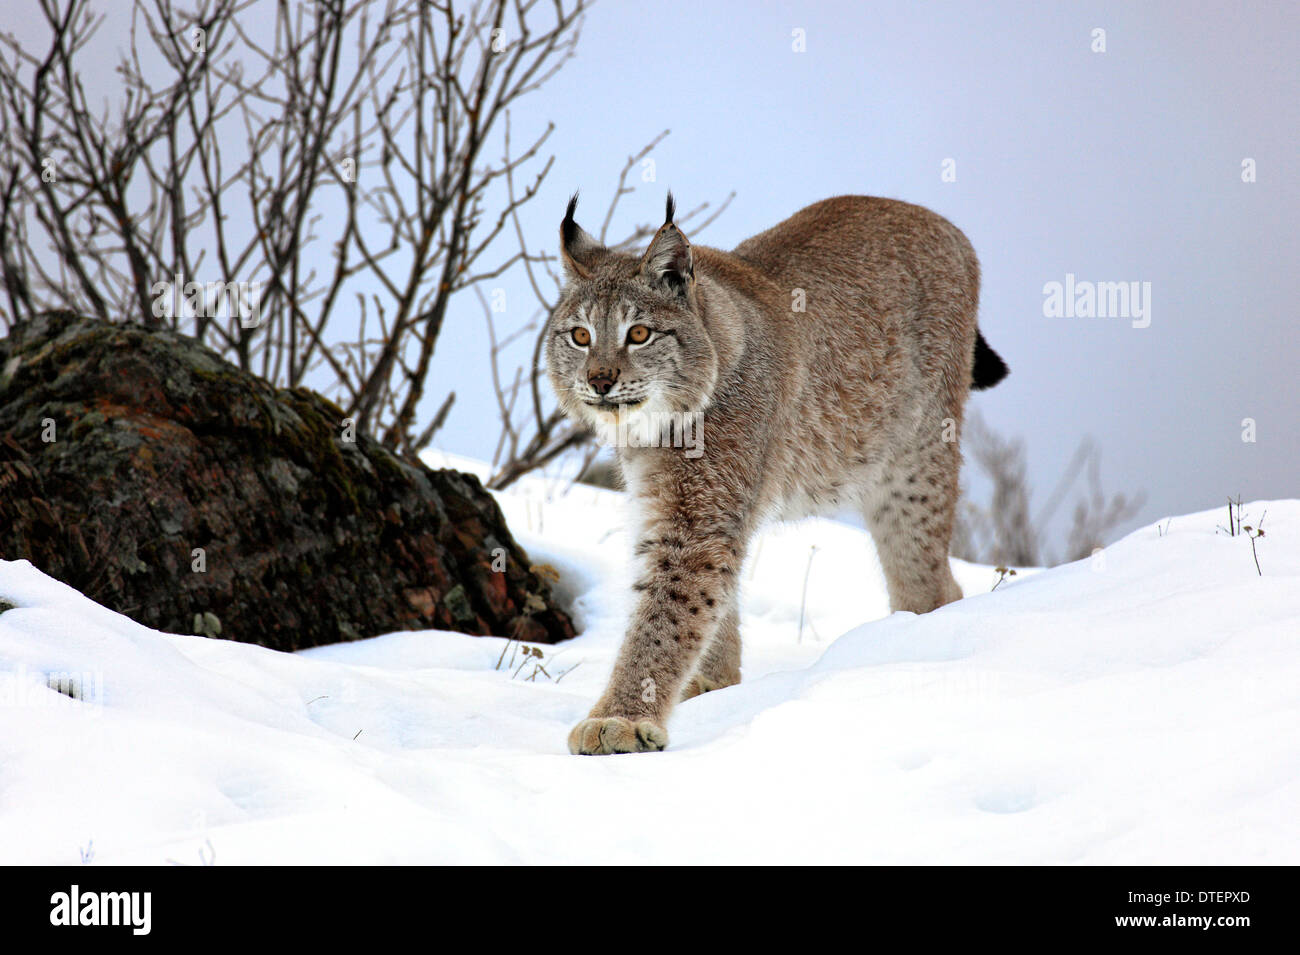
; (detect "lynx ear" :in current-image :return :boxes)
[560,193,605,280]
[639,191,693,294]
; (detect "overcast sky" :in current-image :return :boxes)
[458,0,1298,548]
[5,0,1296,553]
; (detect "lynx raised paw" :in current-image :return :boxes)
[568,716,668,755]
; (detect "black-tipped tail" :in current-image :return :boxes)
[971,331,1008,390]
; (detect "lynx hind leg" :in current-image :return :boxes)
[680,605,741,701]
[866,437,964,615]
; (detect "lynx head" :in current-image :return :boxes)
[545,193,719,444]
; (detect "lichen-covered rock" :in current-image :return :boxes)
[0,311,576,649]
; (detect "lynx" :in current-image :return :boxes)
[546,194,1008,755]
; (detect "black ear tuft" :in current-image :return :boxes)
[561,192,580,244]
[559,191,606,280]
[640,206,693,296]
[665,191,676,226]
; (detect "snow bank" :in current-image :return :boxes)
[1,462,1296,864]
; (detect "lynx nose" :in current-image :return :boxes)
[587,368,618,396]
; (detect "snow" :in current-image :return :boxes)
[1,456,1297,864]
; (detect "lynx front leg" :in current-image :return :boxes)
[569,531,744,755]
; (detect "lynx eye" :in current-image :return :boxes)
[571,327,591,347]
[626,324,651,345]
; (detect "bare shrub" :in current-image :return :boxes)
[953,411,1145,567]
[0,0,587,456]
